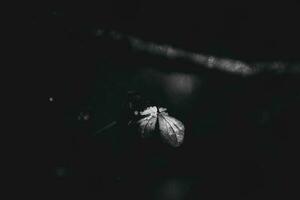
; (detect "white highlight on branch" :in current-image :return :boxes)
[127,35,255,76]
[97,28,293,76]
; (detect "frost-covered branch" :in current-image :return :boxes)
[98,29,299,76]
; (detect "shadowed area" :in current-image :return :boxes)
[28,2,300,199]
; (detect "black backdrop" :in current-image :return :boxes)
[27,1,300,199]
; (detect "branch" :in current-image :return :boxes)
[97,29,299,76]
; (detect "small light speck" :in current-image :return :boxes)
[49,97,54,102]
[83,115,89,121]
[78,112,90,121]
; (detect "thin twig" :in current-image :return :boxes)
[93,121,117,136]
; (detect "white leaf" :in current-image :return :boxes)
[136,106,185,147]
[158,112,185,147]
[137,114,157,138]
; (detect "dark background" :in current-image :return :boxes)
[27,1,300,199]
